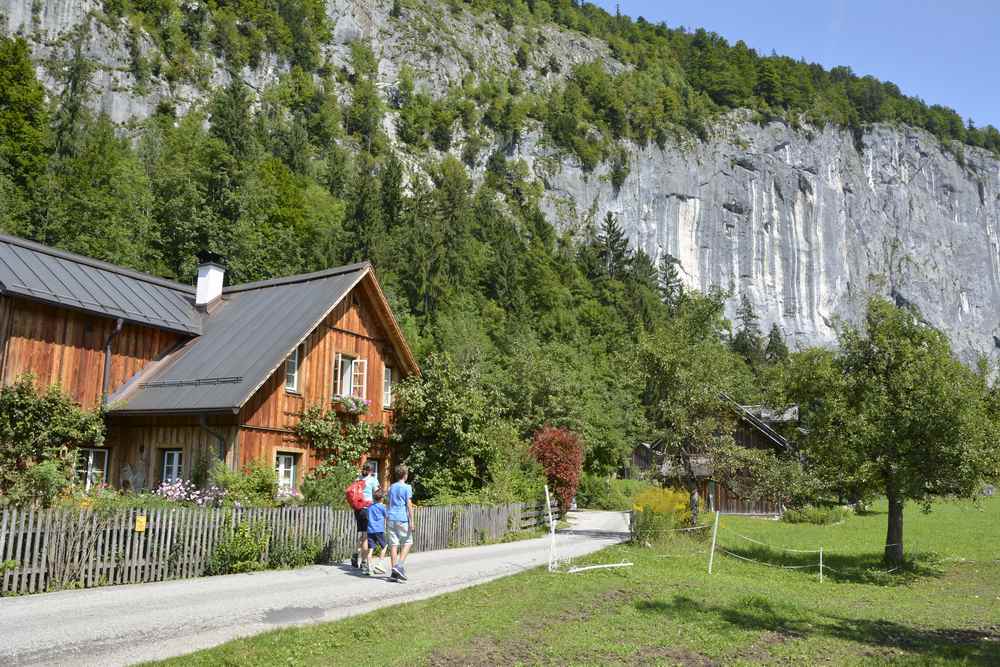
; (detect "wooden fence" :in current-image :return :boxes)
[0,499,556,596]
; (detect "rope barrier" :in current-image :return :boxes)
[720,527,823,553]
[717,548,819,570]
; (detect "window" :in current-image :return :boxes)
[76,448,108,491]
[383,365,393,408]
[161,449,183,484]
[275,453,298,492]
[334,353,367,399]
[285,344,303,393]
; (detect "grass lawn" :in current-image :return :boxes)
[152,498,1000,666]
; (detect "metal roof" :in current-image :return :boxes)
[110,264,369,413]
[0,235,200,334]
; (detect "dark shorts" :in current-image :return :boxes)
[367,532,387,550]
[355,508,368,532]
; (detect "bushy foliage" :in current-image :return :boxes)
[267,536,324,568]
[207,519,270,575]
[0,375,105,508]
[295,406,382,507]
[576,474,653,511]
[208,461,278,508]
[631,487,694,543]
[530,426,584,510]
[782,505,849,525]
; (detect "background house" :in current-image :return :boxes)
[628,399,797,514]
[0,234,417,493]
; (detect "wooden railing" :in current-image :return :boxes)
[0,499,557,596]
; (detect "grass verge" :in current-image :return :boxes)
[150,498,1000,666]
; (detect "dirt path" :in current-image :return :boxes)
[0,510,628,666]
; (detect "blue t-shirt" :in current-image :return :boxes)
[366,503,387,534]
[362,474,379,502]
[387,481,412,523]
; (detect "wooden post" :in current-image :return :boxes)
[707,511,720,574]
[819,547,824,583]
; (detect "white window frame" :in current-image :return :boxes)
[383,365,393,408]
[275,453,297,492]
[76,448,108,491]
[285,344,303,393]
[161,449,183,484]
[334,353,367,399]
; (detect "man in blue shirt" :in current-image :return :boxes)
[387,464,414,581]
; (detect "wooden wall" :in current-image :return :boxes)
[237,278,409,484]
[0,296,186,409]
[106,416,239,490]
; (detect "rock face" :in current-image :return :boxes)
[3,0,999,362]
[525,118,1000,363]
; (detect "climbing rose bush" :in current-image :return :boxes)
[530,426,584,510]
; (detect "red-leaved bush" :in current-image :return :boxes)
[530,426,584,510]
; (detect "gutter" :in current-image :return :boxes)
[198,414,229,465]
[101,318,124,406]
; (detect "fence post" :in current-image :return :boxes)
[819,547,824,583]
[544,485,556,572]
[707,511,720,574]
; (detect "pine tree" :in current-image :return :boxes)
[0,36,49,187]
[657,253,685,311]
[732,293,764,369]
[597,212,630,279]
[764,323,789,364]
[209,78,256,162]
[380,153,404,230]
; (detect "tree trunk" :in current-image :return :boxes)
[884,482,904,565]
[684,479,700,527]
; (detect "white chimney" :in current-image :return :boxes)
[195,262,225,306]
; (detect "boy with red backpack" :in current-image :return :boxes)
[347,461,379,569]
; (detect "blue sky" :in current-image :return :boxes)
[591,1,999,129]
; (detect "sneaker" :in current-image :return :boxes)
[394,564,408,581]
[366,560,374,576]
[350,553,358,569]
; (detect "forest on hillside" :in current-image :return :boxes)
[1,1,998,505]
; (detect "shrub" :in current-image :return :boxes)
[631,487,695,543]
[209,460,278,507]
[530,426,584,510]
[207,519,270,575]
[782,505,849,525]
[300,468,353,508]
[268,536,324,568]
[0,375,105,507]
[633,487,692,522]
[576,474,654,510]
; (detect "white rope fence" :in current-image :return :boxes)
[627,510,924,582]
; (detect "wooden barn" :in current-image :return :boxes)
[0,234,418,492]
[630,399,797,515]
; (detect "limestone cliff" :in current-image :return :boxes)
[3,0,998,362]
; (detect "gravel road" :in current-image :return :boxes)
[0,510,628,666]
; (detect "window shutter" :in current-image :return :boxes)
[334,352,342,396]
[352,359,367,399]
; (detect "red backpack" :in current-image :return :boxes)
[345,479,370,510]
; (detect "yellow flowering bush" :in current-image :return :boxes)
[631,487,693,543]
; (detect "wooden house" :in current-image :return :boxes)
[0,234,418,493]
[630,400,797,515]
